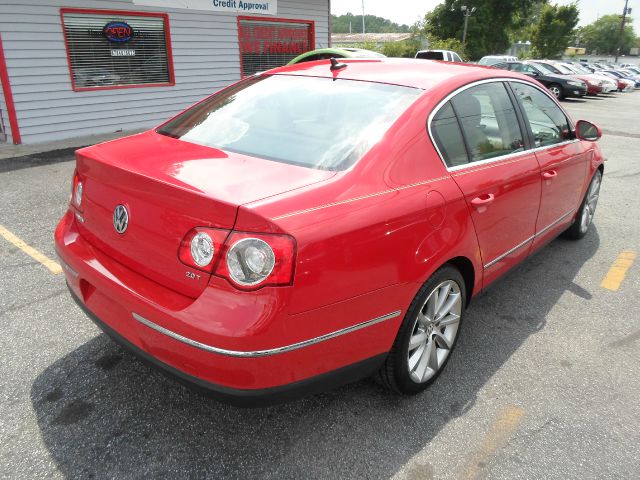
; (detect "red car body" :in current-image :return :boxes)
[55,59,603,405]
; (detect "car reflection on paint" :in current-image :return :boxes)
[55,58,604,406]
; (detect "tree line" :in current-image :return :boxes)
[331,13,410,34]
[335,1,639,60]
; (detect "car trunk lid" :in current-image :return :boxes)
[74,131,335,298]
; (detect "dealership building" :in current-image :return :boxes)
[0,0,330,145]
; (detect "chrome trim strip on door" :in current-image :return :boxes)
[132,310,402,358]
[426,77,577,173]
[483,209,576,269]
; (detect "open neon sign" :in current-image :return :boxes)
[103,21,134,43]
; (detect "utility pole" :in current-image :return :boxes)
[361,0,366,35]
[614,0,631,63]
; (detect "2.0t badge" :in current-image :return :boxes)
[113,205,129,234]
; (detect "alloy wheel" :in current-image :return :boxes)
[550,86,561,98]
[407,280,462,383]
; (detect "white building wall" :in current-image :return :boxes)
[0,0,329,144]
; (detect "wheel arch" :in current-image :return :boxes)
[446,256,476,307]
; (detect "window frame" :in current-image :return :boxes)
[60,7,175,92]
[237,15,315,78]
[427,78,577,172]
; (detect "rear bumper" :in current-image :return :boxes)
[55,209,402,404]
[68,284,385,407]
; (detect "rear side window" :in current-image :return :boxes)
[510,82,571,148]
[158,75,422,171]
[417,51,444,60]
[450,83,524,162]
[431,102,468,167]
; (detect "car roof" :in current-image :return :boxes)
[269,58,533,91]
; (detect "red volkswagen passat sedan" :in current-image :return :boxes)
[55,59,603,406]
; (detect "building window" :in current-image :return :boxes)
[61,8,174,91]
[238,16,315,77]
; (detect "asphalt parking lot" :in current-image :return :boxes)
[1,91,639,479]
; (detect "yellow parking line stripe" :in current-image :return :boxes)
[0,224,62,275]
[601,250,637,291]
[460,405,525,480]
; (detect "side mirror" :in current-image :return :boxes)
[575,120,602,141]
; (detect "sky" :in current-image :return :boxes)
[331,0,640,34]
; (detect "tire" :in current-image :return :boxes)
[549,83,564,100]
[563,169,602,240]
[376,265,466,395]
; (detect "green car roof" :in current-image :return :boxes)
[287,48,385,65]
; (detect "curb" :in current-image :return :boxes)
[0,146,83,174]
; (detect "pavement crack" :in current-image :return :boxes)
[0,289,67,317]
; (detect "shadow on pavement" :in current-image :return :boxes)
[31,228,600,479]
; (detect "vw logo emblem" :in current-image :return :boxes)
[113,205,129,234]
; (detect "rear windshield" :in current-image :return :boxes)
[157,75,422,171]
[416,51,445,60]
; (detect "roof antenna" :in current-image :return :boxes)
[330,57,347,72]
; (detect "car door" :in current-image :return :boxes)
[429,81,541,286]
[508,81,588,250]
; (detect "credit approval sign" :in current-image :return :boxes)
[133,0,277,15]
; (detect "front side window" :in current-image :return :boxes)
[158,75,422,171]
[61,9,173,90]
[450,83,524,162]
[510,82,571,148]
[511,63,538,75]
[531,62,555,75]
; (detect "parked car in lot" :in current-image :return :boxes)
[415,49,464,62]
[599,70,636,92]
[478,55,518,66]
[492,61,587,99]
[287,47,385,65]
[530,60,605,95]
[560,62,618,93]
[616,69,640,85]
[55,59,603,405]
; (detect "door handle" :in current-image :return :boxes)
[542,170,557,179]
[470,193,495,207]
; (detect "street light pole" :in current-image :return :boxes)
[614,0,631,63]
[459,5,477,47]
[362,0,366,35]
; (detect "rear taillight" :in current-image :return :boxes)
[71,170,83,209]
[216,232,295,290]
[178,227,229,273]
[179,229,296,289]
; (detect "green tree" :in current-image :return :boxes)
[530,3,579,58]
[381,38,422,58]
[421,0,541,60]
[578,14,636,55]
[331,13,410,34]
